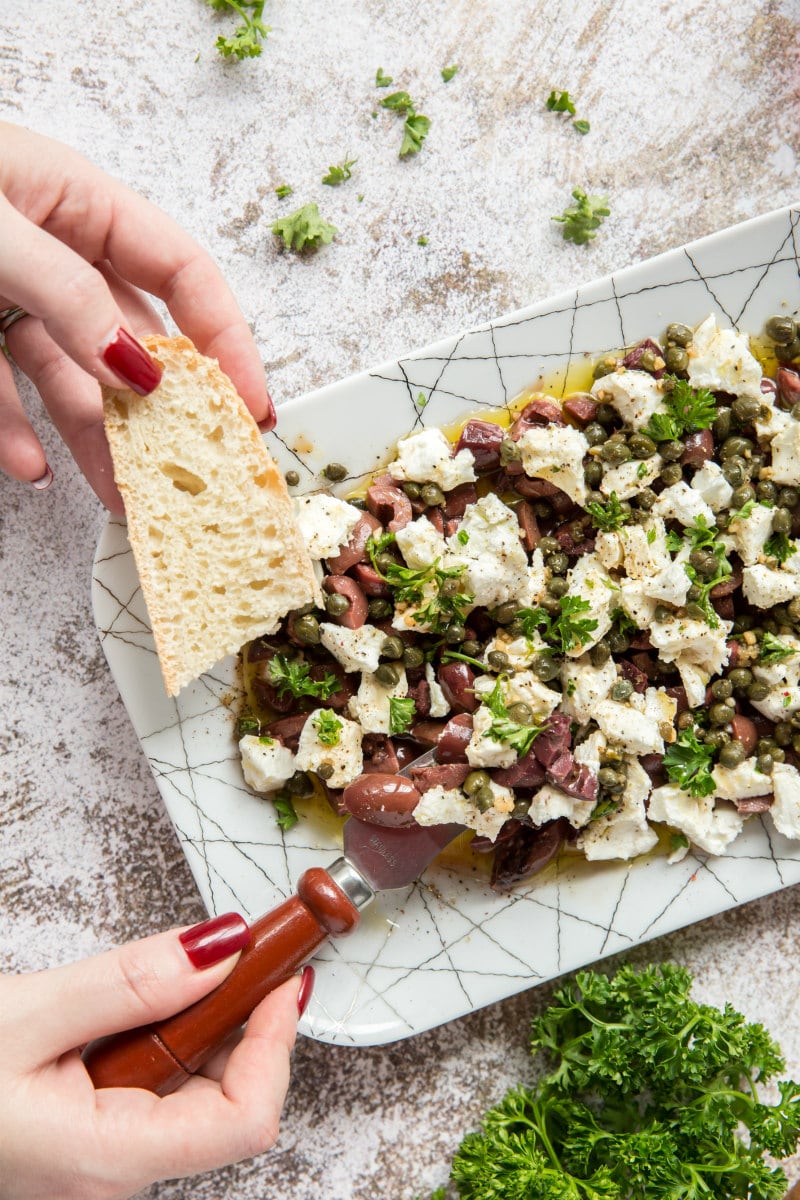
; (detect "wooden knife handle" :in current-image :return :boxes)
[82,867,360,1095]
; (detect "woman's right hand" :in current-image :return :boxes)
[0,914,309,1200]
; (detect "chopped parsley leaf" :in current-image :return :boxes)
[552,188,609,245]
[274,183,293,199]
[760,631,798,665]
[517,595,598,655]
[482,677,544,757]
[313,709,343,746]
[322,157,357,186]
[644,377,717,443]
[268,654,339,701]
[400,112,430,156]
[545,89,577,114]
[764,531,797,564]
[207,0,270,59]
[389,695,416,735]
[585,490,628,532]
[367,534,472,634]
[273,793,298,831]
[375,67,393,87]
[573,118,590,134]
[417,235,429,245]
[271,203,337,252]
[663,726,716,797]
[441,64,459,82]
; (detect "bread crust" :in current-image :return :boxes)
[102,335,320,696]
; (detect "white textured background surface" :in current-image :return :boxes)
[2,2,800,1197]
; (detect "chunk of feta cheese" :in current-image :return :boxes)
[239,736,297,794]
[514,547,549,607]
[319,622,389,674]
[652,481,715,528]
[560,655,617,724]
[742,563,799,608]
[528,784,596,830]
[751,634,800,721]
[594,530,624,571]
[687,314,763,400]
[395,516,447,569]
[647,556,692,607]
[516,424,590,505]
[563,552,615,655]
[413,783,512,842]
[425,662,451,718]
[294,494,362,560]
[591,368,669,429]
[765,419,800,486]
[649,614,732,677]
[577,760,658,860]
[599,455,663,500]
[770,763,800,840]
[295,709,364,788]
[648,784,744,856]
[728,501,775,567]
[387,428,476,490]
[690,461,734,512]
[712,759,773,801]
[755,404,792,443]
[348,667,408,734]
[574,728,607,774]
[617,578,658,627]
[676,660,710,708]
[490,670,562,718]
[639,687,678,745]
[619,518,670,580]
[444,493,529,609]
[594,699,664,755]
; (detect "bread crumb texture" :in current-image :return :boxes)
[102,335,319,696]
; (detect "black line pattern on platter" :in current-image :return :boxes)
[730,212,797,324]
[598,862,635,956]
[93,577,150,636]
[760,815,787,888]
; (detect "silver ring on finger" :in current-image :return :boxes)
[0,304,31,338]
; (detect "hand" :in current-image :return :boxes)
[0,913,308,1200]
[0,121,275,512]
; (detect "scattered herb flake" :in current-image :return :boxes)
[207,0,270,59]
[375,67,393,87]
[268,654,339,701]
[482,677,544,757]
[761,631,799,664]
[274,183,293,199]
[271,203,337,252]
[314,709,343,746]
[765,531,797,564]
[552,187,610,245]
[273,793,298,831]
[573,118,590,134]
[417,235,429,245]
[545,89,577,114]
[441,64,459,82]
[322,157,357,186]
[400,111,430,157]
[389,695,416,735]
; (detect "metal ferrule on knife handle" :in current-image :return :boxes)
[82,861,374,1095]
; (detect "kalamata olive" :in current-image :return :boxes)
[731,714,759,754]
[326,512,382,573]
[437,661,479,712]
[324,575,368,628]
[455,419,504,470]
[341,773,423,827]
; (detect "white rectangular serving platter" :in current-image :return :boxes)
[93,205,800,1045]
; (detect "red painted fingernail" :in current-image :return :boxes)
[179,912,251,969]
[257,395,277,433]
[102,329,162,396]
[31,464,53,491]
[297,964,315,1017]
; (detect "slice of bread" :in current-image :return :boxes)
[102,335,320,697]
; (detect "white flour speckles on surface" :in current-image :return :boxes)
[3,2,800,1197]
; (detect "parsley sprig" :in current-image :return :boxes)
[645,377,717,443]
[681,516,733,630]
[517,595,599,655]
[482,677,544,757]
[268,654,339,701]
[552,188,609,244]
[367,533,472,634]
[313,709,342,746]
[760,631,799,665]
[273,793,298,831]
[663,725,716,797]
[388,695,416,735]
[764,531,797,564]
[545,89,590,134]
[271,203,337,252]
[440,963,800,1200]
[379,89,431,157]
[206,0,270,59]
[585,490,629,532]
[322,157,357,186]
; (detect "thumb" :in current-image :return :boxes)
[6,913,251,1066]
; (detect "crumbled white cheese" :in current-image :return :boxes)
[690,461,734,512]
[425,662,451,718]
[616,578,658,627]
[591,368,669,429]
[676,660,710,708]
[712,759,773,801]
[413,783,511,842]
[516,424,590,505]
[687,315,763,400]
[294,494,362,560]
[765,419,800,486]
[444,493,529,609]
[649,614,732,677]
[599,455,663,500]
[395,516,447,569]
[347,667,408,734]
[593,530,624,571]
[742,563,799,608]
[751,634,800,721]
[514,547,549,607]
[577,760,657,860]
[574,728,607,774]
[239,736,297,794]
[387,428,476,490]
[560,655,617,724]
[648,784,744,856]
[594,699,664,755]
[755,404,792,443]
[647,555,692,607]
[294,709,364,789]
[498,670,562,718]
[528,784,596,830]
[563,552,616,654]
[728,501,776,567]
[652,481,715,528]
[641,687,678,743]
[619,519,670,580]
[770,763,800,840]
[466,703,518,768]
[319,622,389,674]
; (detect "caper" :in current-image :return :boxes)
[380,635,405,660]
[607,629,631,654]
[676,710,695,730]
[598,767,625,793]
[316,762,334,780]
[747,680,770,702]
[540,593,562,615]
[794,734,800,755]
[402,481,422,500]
[730,483,756,510]
[286,770,315,797]
[654,605,673,623]
[583,422,607,448]
[487,650,510,671]
[285,469,300,487]
[709,701,735,725]
[500,437,522,465]
[323,462,348,481]
[663,345,689,373]
[375,663,401,686]
[546,552,569,575]
[756,753,775,774]
[368,598,392,620]
[546,578,568,599]
[538,536,560,556]
[757,481,778,503]
[666,322,693,347]
[403,646,425,669]
[601,440,633,465]
[325,592,351,616]
[629,432,657,459]
[595,402,618,426]
[731,395,761,424]
[719,740,746,768]
[685,602,708,622]
[757,737,777,756]
[507,701,534,725]
[601,746,625,765]
[583,463,603,490]
[775,339,800,363]
[590,640,612,666]
[464,769,491,797]
[568,520,586,545]
[420,482,445,507]
[772,747,786,763]
[610,679,634,702]
[713,408,732,441]
[711,678,734,700]
[445,621,466,644]
[793,402,800,420]
[705,729,731,750]
[778,486,799,509]
[657,439,684,462]
[722,435,753,459]
[689,548,720,578]
[474,784,496,812]
[532,652,560,682]
[772,507,793,535]
[441,579,464,600]
[491,601,518,626]
[722,461,746,488]
[534,503,552,522]
[376,551,398,573]
[660,463,684,486]
[775,721,795,747]
[636,488,657,511]
[686,583,703,602]
[593,358,616,380]
[293,613,321,645]
[766,314,798,345]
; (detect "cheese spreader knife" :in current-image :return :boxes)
[82,749,464,1094]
